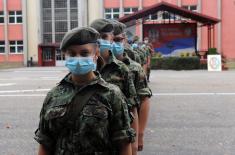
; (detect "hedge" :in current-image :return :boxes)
[151,56,201,70]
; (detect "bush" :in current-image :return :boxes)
[208,48,218,55]
[151,56,201,70]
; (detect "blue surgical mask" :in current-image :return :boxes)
[98,39,112,53]
[112,42,124,56]
[65,56,97,75]
[132,43,138,49]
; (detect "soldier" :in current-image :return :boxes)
[142,37,154,82]
[34,27,135,155]
[113,21,152,151]
[124,40,141,64]
[131,39,147,68]
[90,19,139,155]
[111,20,152,152]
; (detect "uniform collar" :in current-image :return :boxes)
[122,52,131,65]
[59,71,107,91]
[107,50,119,65]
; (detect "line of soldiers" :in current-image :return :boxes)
[35,19,152,155]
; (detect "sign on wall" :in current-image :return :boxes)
[143,23,197,56]
[207,55,222,71]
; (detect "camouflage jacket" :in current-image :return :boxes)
[135,47,147,66]
[123,53,152,103]
[97,52,137,110]
[124,43,141,64]
[34,72,135,155]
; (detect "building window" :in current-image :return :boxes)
[0,11,4,23]
[9,41,23,53]
[42,0,51,8]
[148,13,158,20]
[43,48,53,61]
[54,0,67,8]
[9,11,22,24]
[42,0,79,44]
[70,0,78,29]
[54,0,68,43]
[42,0,52,44]
[182,5,197,12]
[124,7,138,16]
[104,8,120,19]
[0,41,5,53]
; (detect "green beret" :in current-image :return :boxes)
[60,27,100,51]
[111,20,126,36]
[90,19,114,33]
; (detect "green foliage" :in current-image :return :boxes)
[151,56,201,70]
[207,48,219,55]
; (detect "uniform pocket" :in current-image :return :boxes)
[44,105,67,120]
[44,91,75,120]
[82,104,108,120]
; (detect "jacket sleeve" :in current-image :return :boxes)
[109,86,136,145]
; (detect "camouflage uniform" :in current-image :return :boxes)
[124,43,141,64]
[34,72,135,154]
[97,52,137,110]
[122,53,152,107]
[135,47,147,67]
[142,45,152,81]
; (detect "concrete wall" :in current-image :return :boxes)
[88,0,104,25]
[26,0,40,62]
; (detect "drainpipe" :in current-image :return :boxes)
[22,0,28,66]
[3,0,8,62]
[120,0,124,17]
[197,0,202,51]
[217,0,222,54]
[177,0,181,6]
[139,0,143,41]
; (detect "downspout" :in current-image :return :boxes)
[217,0,222,54]
[3,0,8,62]
[197,0,202,52]
[22,0,28,66]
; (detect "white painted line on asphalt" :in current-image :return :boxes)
[0,89,50,94]
[13,70,64,73]
[0,94,46,97]
[0,78,28,80]
[0,83,16,86]
[153,92,235,96]
[40,77,60,79]
[0,78,60,81]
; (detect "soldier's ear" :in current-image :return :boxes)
[95,45,100,57]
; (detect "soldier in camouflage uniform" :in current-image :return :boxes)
[90,19,139,155]
[111,20,152,153]
[142,37,153,82]
[90,19,137,112]
[131,36,146,67]
[34,27,135,155]
[124,41,141,64]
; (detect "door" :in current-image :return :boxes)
[42,47,55,66]
[55,48,65,66]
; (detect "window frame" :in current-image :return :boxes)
[9,40,24,54]
[0,11,4,24]
[0,41,5,54]
[123,7,138,16]
[182,5,198,12]
[8,11,23,24]
[104,8,120,19]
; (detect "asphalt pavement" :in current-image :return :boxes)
[0,67,235,155]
